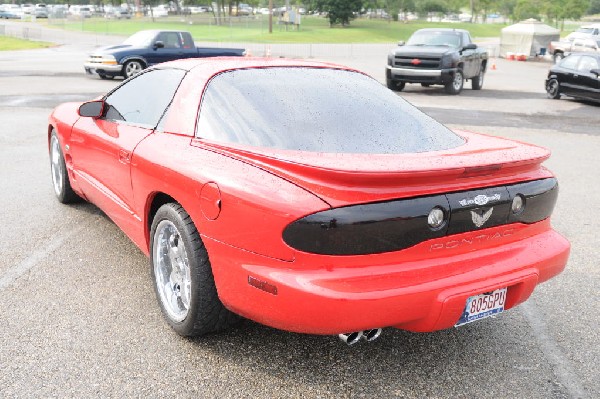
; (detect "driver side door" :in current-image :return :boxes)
[69,68,186,236]
[146,32,186,66]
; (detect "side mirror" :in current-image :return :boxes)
[153,41,164,49]
[591,68,600,77]
[78,100,104,118]
[463,43,477,50]
[397,40,405,46]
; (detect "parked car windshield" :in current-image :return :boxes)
[196,68,464,154]
[406,31,461,47]
[123,31,156,47]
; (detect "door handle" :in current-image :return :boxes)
[119,149,131,164]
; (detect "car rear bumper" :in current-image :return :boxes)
[84,62,123,76]
[386,65,456,85]
[206,219,570,335]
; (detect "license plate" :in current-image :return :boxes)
[455,287,507,327]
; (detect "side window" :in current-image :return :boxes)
[103,68,186,128]
[156,32,181,49]
[462,32,471,46]
[181,33,194,49]
[577,56,599,72]
[559,55,580,70]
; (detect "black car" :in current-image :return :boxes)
[546,53,600,102]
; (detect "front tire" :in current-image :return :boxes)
[123,60,144,79]
[445,69,464,95]
[386,79,405,92]
[553,52,564,64]
[150,203,240,337]
[49,131,80,204]
[546,78,561,99]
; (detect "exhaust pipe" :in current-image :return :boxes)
[338,331,363,345]
[338,328,383,345]
[363,328,382,342]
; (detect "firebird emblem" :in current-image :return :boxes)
[471,208,493,228]
[459,194,501,207]
[411,58,422,65]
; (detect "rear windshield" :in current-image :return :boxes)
[196,67,464,154]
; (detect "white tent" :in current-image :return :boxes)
[500,19,560,57]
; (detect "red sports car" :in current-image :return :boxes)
[48,58,570,345]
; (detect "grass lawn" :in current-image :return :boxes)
[49,15,507,43]
[0,36,53,51]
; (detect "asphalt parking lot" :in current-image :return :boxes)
[0,31,599,398]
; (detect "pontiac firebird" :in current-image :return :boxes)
[48,58,570,343]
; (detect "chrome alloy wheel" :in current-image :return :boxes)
[124,61,143,78]
[153,220,192,322]
[453,71,463,91]
[50,135,64,197]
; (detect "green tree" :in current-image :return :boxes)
[513,0,543,20]
[313,0,363,26]
[589,0,600,14]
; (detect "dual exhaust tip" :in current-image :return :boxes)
[338,328,382,345]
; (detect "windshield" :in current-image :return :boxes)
[196,68,464,154]
[577,28,595,34]
[406,31,461,47]
[123,31,156,47]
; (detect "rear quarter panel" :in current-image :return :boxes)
[129,133,330,260]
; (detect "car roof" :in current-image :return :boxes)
[566,52,600,58]
[156,57,360,75]
[414,28,469,34]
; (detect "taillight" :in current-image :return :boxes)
[282,178,558,256]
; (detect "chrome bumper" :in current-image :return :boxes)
[83,62,123,73]
[386,65,442,77]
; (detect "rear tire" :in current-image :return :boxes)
[150,203,240,337]
[471,66,484,90]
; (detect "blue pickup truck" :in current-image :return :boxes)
[84,30,246,79]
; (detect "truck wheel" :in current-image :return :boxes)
[546,78,561,99]
[386,79,405,92]
[445,69,463,95]
[471,67,484,90]
[150,203,241,337]
[123,60,144,79]
[553,52,564,64]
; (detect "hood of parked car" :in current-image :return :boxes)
[90,44,139,56]
[391,45,457,57]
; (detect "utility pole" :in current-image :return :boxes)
[269,0,273,33]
